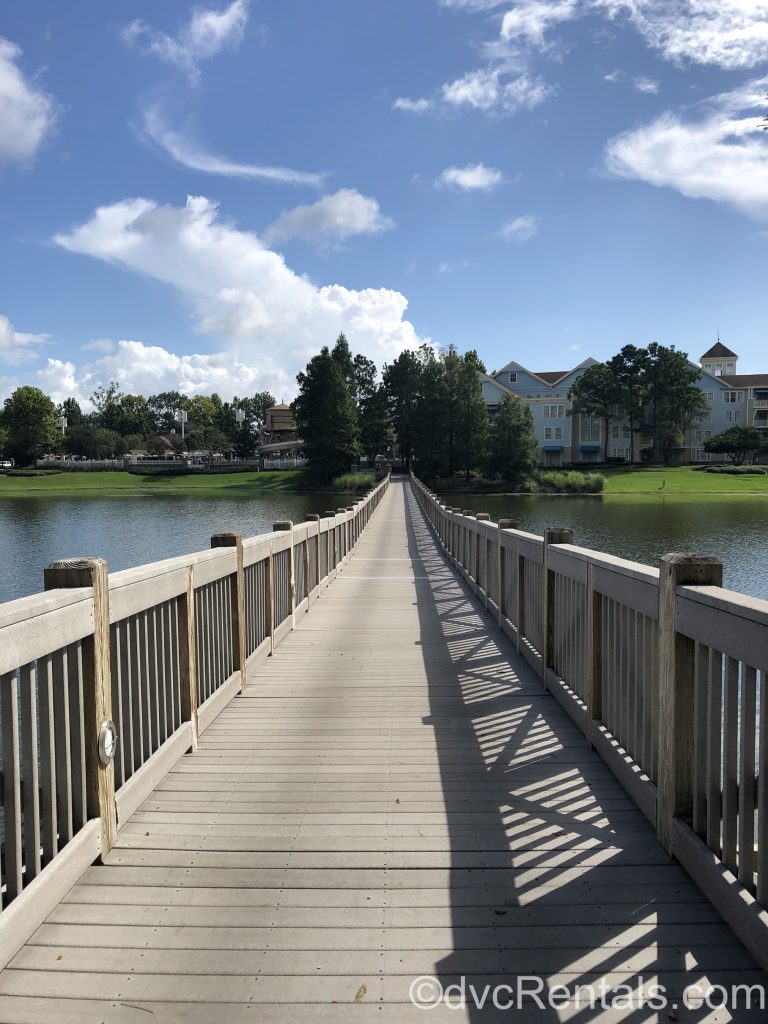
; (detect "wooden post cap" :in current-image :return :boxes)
[211,531,241,548]
[273,521,293,531]
[544,527,575,544]
[305,513,320,522]
[336,507,348,514]
[659,552,724,584]
[462,509,475,517]
[44,556,107,588]
[498,518,518,530]
[476,513,491,521]
[324,510,336,517]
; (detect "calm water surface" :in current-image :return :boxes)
[1,491,766,602]
[0,492,341,602]
[445,494,768,601]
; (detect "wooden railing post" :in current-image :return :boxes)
[273,522,296,628]
[657,553,723,855]
[497,519,517,627]
[325,512,337,571]
[476,514,490,606]
[211,532,246,692]
[178,566,198,749]
[584,561,601,747]
[462,512,475,588]
[543,528,574,688]
[44,558,117,857]
[306,514,321,598]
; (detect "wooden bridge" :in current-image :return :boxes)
[0,475,767,1021]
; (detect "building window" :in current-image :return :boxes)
[508,372,517,383]
[726,363,735,373]
[544,426,563,441]
[581,415,600,441]
[715,363,723,376]
[704,391,714,406]
[723,391,743,403]
[543,404,565,419]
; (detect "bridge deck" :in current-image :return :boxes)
[0,479,763,1022]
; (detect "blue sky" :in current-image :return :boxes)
[1,0,767,405]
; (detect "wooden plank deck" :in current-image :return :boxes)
[0,478,764,1022]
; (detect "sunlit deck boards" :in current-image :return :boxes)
[0,478,764,1022]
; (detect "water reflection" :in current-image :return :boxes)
[445,494,768,601]
[0,492,339,602]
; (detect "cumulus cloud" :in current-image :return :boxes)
[34,341,293,410]
[498,214,539,241]
[123,0,249,83]
[263,189,395,247]
[141,105,324,188]
[0,37,57,167]
[0,313,49,364]
[437,163,504,190]
[500,0,578,48]
[53,195,421,397]
[604,77,768,219]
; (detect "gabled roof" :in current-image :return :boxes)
[535,371,569,385]
[721,374,768,387]
[701,342,737,359]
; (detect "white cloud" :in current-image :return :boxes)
[393,97,434,113]
[500,0,578,48]
[263,189,394,247]
[438,163,504,191]
[123,0,249,83]
[498,214,539,241]
[141,105,324,187]
[35,342,293,410]
[0,37,56,167]
[53,195,421,397]
[81,339,116,353]
[0,313,49,364]
[595,0,768,70]
[633,76,659,93]
[604,77,768,219]
[437,260,471,274]
[442,67,552,114]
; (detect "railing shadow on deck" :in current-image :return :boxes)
[401,481,765,1022]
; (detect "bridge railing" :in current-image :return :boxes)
[411,472,768,973]
[0,474,388,962]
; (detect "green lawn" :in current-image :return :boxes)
[0,470,304,496]
[602,465,768,495]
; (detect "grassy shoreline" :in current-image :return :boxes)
[0,469,381,497]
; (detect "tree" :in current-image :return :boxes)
[238,391,276,430]
[383,350,422,470]
[67,425,122,459]
[293,346,361,483]
[568,363,621,461]
[90,380,123,431]
[487,394,538,482]
[331,333,357,399]
[642,343,708,464]
[704,427,767,466]
[59,397,83,427]
[148,391,189,433]
[412,346,449,478]
[607,344,650,458]
[359,386,393,466]
[449,350,489,481]
[2,386,60,465]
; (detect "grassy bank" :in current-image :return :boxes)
[602,466,768,495]
[0,468,384,497]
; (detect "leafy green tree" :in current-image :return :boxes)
[412,346,449,478]
[237,391,276,430]
[2,386,60,465]
[67,425,123,459]
[148,391,188,433]
[704,426,767,466]
[607,344,650,457]
[115,394,154,437]
[642,343,708,464]
[452,351,489,481]
[568,363,621,462]
[90,380,124,431]
[488,394,538,482]
[0,425,9,458]
[294,346,361,483]
[383,350,422,470]
[463,349,487,374]
[359,386,393,466]
[59,397,83,427]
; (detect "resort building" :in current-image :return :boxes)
[480,342,767,467]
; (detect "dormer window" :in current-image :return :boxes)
[715,363,723,376]
[508,372,517,383]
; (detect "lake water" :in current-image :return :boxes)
[1,490,766,603]
[444,493,768,601]
[0,492,340,603]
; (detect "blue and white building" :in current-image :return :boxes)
[479,342,767,467]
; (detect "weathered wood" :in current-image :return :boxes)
[585,561,602,745]
[211,533,246,692]
[543,528,574,688]
[656,553,723,855]
[44,558,118,858]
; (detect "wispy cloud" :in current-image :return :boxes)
[141,105,325,187]
[0,37,57,168]
[498,214,539,241]
[393,97,434,114]
[604,68,659,93]
[604,76,768,220]
[437,259,471,274]
[441,67,552,115]
[122,0,249,83]
[263,189,394,247]
[437,163,504,191]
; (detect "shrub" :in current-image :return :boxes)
[534,471,605,493]
[331,470,385,492]
[5,468,64,477]
[699,465,768,476]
